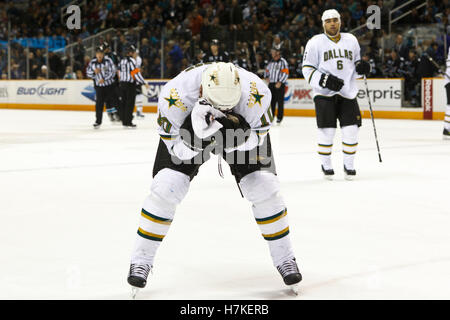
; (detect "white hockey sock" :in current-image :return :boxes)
[317,128,336,170]
[130,169,190,266]
[240,171,295,267]
[445,105,450,130]
[341,125,359,170]
[136,94,144,113]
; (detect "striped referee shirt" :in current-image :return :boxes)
[118,56,146,85]
[86,56,116,87]
[265,57,289,84]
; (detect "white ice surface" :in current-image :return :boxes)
[0,109,449,300]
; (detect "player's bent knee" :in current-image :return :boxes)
[143,169,190,217]
[240,171,285,216]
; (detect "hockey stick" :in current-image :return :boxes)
[425,54,445,75]
[363,75,382,163]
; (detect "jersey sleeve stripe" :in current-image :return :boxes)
[308,69,317,83]
[160,134,177,140]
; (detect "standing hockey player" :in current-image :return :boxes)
[127,62,302,297]
[443,49,450,139]
[134,50,145,119]
[302,9,372,180]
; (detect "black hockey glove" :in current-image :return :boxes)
[214,111,251,153]
[355,60,371,76]
[319,73,344,91]
[180,114,216,152]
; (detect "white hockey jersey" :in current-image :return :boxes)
[302,33,362,99]
[157,63,273,159]
[445,50,450,86]
[136,55,142,68]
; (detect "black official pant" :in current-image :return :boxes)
[94,85,111,124]
[105,81,120,114]
[269,83,285,121]
[120,82,136,125]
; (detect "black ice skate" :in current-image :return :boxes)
[443,128,450,140]
[321,165,334,180]
[123,123,137,129]
[136,111,145,118]
[344,165,356,180]
[93,123,101,129]
[107,113,115,122]
[276,258,302,295]
[127,263,152,299]
[113,112,121,122]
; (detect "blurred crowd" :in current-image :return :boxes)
[0,0,449,105]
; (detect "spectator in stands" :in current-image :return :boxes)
[384,50,401,77]
[73,38,85,71]
[49,52,64,79]
[400,50,420,107]
[192,49,205,64]
[37,65,48,80]
[394,34,410,59]
[63,66,77,79]
[149,56,163,78]
[76,70,84,79]
[168,40,184,70]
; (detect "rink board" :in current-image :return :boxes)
[0,78,444,120]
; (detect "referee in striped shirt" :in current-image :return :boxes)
[86,45,116,129]
[118,45,148,128]
[265,46,289,124]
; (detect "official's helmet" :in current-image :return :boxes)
[201,62,241,111]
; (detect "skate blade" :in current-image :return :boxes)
[344,174,355,181]
[131,287,140,299]
[323,175,334,181]
[289,284,299,296]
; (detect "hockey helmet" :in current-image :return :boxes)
[321,9,340,24]
[201,62,241,111]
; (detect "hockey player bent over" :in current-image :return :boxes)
[127,62,302,296]
[302,9,372,180]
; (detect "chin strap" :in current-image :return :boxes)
[325,32,341,43]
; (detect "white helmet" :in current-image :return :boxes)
[201,62,241,111]
[321,9,340,25]
[321,9,341,37]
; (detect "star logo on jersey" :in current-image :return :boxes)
[251,90,264,106]
[164,89,187,111]
[209,74,216,82]
[248,82,264,108]
[164,94,178,108]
